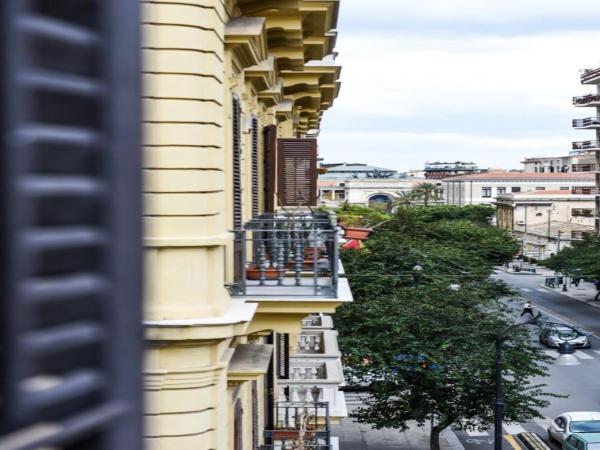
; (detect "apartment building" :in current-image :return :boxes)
[573,64,600,231]
[0,2,348,450]
[142,2,348,450]
[443,172,595,206]
[496,190,595,259]
[424,161,481,179]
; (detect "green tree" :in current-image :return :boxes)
[411,182,442,206]
[390,191,417,210]
[336,206,553,450]
[543,237,600,282]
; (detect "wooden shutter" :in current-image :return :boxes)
[0,1,142,449]
[263,125,277,213]
[233,400,243,450]
[232,97,242,229]
[277,138,318,206]
[276,333,290,379]
[251,117,259,217]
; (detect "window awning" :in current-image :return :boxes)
[228,344,274,382]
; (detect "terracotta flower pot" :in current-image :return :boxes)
[246,266,279,280]
[343,226,372,240]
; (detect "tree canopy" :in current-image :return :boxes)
[335,205,554,450]
[542,237,600,280]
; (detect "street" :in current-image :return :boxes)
[333,270,600,450]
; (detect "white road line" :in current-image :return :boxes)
[536,288,548,293]
[544,350,559,358]
[503,423,527,435]
[594,350,600,355]
[466,429,489,437]
[520,288,533,292]
[534,417,553,430]
[574,351,594,360]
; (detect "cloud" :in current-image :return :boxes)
[318,131,570,171]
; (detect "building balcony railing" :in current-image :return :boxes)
[571,163,600,172]
[261,401,332,450]
[573,117,600,128]
[573,94,600,106]
[231,212,339,297]
[572,140,600,152]
[302,314,334,330]
[582,67,600,84]
[296,329,340,357]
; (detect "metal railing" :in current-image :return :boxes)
[572,141,600,151]
[571,163,600,172]
[232,212,339,297]
[573,94,600,105]
[261,401,331,450]
[573,117,600,128]
[582,67,600,83]
[572,186,600,195]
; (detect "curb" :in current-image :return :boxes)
[499,269,540,276]
[537,283,600,310]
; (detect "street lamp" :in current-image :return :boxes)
[448,283,461,291]
[412,264,423,286]
[494,315,580,450]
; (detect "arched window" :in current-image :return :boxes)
[368,194,392,208]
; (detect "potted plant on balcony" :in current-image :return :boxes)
[336,203,389,241]
[246,263,279,280]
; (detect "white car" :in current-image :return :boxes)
[547,412,600,443]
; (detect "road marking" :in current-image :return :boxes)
[574,351,594,360]
[594,350,600,355]
[534,417,553,430]
[441,427,465,450]
[544,349,558,358]
[504,434,522,450]
[536,288,548,293]
[503,423,527,435]
[520,288,533,292]
[466,429,489,437]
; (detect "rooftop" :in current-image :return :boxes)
[444,172,595,182]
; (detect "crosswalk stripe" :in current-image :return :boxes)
[534,417,553,430]
[536,288,547,293]
[503,423,527,435]
[544,350,558,358]
[466,429,489,437]
[593,350,600,356]
[575,351,594,360]
[520,288,532,292]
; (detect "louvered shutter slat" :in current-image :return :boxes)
[1,1,142,448]
[277,139,318,206]
[251,117,259,217]
[232,97,242,229]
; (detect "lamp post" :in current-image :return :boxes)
[494,315,580,450]
[412,264,423,287]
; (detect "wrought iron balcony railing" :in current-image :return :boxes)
[232,212,339,297]
[573,117,600,128]
[572,140,600,151]
[261,401,331,450]
[572,186,600,195]
[573,94,600,106]
[582,67,600,83]
[572,163,600,172]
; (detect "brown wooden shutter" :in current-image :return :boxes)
[277,138,318,206]
[232,97,242,229]
[263,125,277,213]
[251,117,259,217]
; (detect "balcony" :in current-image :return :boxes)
[572,140,600,152]
[278,358,347,420]
[232,212,340,298]
[572,163,600,172]
[573,117,600,129]
[302,314,334,330]
[573,94,600,107]
[262,402,332,450]
[582,67,600,84]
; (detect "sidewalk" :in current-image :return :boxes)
[538,279,600,310]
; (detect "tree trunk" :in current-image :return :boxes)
[430,422,452,450]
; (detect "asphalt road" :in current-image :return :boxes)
[333,270,600,450]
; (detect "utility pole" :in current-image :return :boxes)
[547,209,551,238]
[557,230,562,253]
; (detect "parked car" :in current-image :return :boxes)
[563,433,600,450]
[548,412,600,443]
[539,323,591,348]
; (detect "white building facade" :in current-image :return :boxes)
[443,172,595,206]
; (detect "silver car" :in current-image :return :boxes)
[539,324,591,348]
[547,411,600,443]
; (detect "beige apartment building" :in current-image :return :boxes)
[141,1,349,450]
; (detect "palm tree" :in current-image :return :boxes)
[411,182,442,206]
[390,191,417,211]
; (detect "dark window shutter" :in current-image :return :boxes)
[0,1,142,449]
[251,117,259,217]
[232,97,242,229]
[263,125,277,213]
[277,138,318,206]
[233,400,243,450]
[276,333,290,379]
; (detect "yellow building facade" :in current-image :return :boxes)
[141,1,347,449]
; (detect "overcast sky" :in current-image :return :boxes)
[318,0,600,172]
